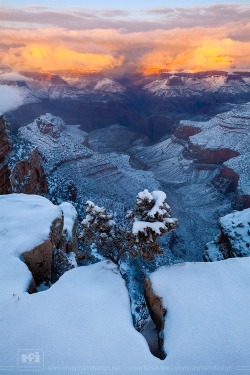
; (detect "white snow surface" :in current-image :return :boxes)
[132,220,167,235]
[137,189,153,201]
[0,261,161,374]
[0,196,249,375]
[149,190,168,217]
[150,257,250,371]
[94,77,125,93]
[1,253,250,373]
[0,194,62,300]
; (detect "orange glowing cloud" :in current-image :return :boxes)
[0,24,250,75]
[0,4,250,74]
[140,33,250,74]
[2,43,124,72]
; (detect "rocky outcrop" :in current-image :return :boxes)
[22,239,53,285]
[204,208,250,261]
[10,148,48,194]
[0,115,48,196]
[235,195,250,210]
[144,277,167,359]
[0,194,77,295]
[20,202,65,285]
[173,124,201,142]
[0,115,11,194]
[36,114,66,138]
[186,144,240,164]
[212,165,239,193]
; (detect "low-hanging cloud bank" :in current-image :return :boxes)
[0,4,249,74]
[0,86,24,114]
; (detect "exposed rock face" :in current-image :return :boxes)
[22,239,53,285]
[0,115,11,194]
[204,208,250,261]
[213,165,239,194]
[20,201,65,285]
[186,144,240,164]
[36,114,66,138]
[9,148,48,194]
[173,124,201,142]
[144,277,167,359]
[52,248,74,281]
[0,115,48,196]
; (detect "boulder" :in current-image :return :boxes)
[22,240,53,285]
[204,208,250,261]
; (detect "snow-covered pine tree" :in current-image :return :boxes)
[129,189,178,260]
[79,190,178,264]
[79,201,126,264]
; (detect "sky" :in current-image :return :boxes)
[2,0,250,8]
[0,0,250,74]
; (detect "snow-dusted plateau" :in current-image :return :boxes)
[0,70,250,374]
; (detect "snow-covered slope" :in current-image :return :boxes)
[18,114,159,212]
[186,103,250,199]
[130,103,250,259]
[145,75,197,98]
[1,70,249,108]
[88,124,144,153]
[61,72,125,94]
[131,133,232,260]
[0,71,125,105]
[149,257,250,370]
[143,71,250,98]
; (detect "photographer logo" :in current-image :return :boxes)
[17,349,44,371]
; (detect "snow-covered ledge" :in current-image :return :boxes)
[146,257,250,368]
[0,194,63,300]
